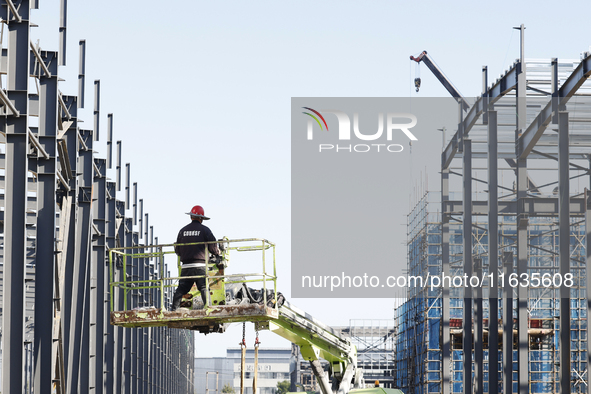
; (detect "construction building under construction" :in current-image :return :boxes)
[395,33,591,394]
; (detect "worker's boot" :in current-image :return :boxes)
[170,293,182,311]
[197,290,208,310]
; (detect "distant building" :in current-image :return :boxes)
[336,321,395,389]
[195,348,292,394]
[194,319,397,394]
[195,357,235,394]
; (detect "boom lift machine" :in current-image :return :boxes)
[108,238,402,394]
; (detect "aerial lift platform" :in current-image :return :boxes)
[108,238,403,394]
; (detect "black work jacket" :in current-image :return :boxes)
[174,221,220,263]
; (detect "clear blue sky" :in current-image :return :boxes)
[30,0,591,356]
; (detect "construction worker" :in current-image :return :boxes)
[170,205,220,311]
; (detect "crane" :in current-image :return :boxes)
[109,238,402,394]
[410,50,470,112]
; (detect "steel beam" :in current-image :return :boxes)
[5,0,22,22]
[443,197,585,217]
[462,139,472,394]
[558,111,571,394]
[517,52,591,159]
[442,62,519,169]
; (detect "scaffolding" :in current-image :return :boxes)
[396,192,589,394]
[395,40,591,394]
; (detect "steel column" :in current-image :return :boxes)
[515,136,529,394]
[34,49,59,394]
[139,199,144,240]
[474,258,483,394]
[93,80,100,141]
[91,158,107,394]
[488,110,499,394]
[586,188,591,394]
[138,256,145,391]
[77,129,94,393]
[130,224,139,393]
[558,111,571,394]
[462,139,473,394]
[502,251,514,394]
[151,262,157,391]
[122,213,133,393]
[2,3,31,392]
[105,181,118,393]
[116,140,121,191]
[144,258,150,392]
[61,95,79,392]
[515,25,529,394]
[133,182,138,225]
[441,165,451,394]
[107,114,113,168]
[126,163,130,209]
[78,40,85,108]
[58,0,66,65]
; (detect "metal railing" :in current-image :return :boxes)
[108,238,277,312]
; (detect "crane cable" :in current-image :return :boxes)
[253,324,261,394]
[240,322,246,394]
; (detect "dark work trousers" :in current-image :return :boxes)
[171,266,207,310]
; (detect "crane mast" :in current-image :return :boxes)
[410,50,470,112]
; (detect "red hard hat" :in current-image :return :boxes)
[186,205,210,220]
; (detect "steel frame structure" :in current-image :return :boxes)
[438,32,591,394]
[0,1,195,393]
[339,320,396,389]
[396,34,591,394]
